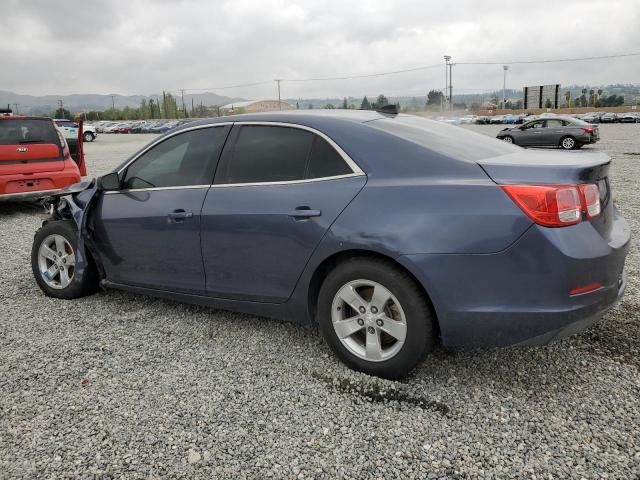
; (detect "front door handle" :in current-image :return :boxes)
[168,209,194,222]
[288,206,321,219]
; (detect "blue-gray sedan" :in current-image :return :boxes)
[31,110,630,379]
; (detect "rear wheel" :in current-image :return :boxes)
[31,220,99,299]
[83,132,95,142]
[317,257,435,379]
[560,136,577,150]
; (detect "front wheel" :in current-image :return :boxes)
[83,132,95,142]
[317,257,435,379]
[31,220,99,299]
[501,135,514,144]
[560,136,577,150]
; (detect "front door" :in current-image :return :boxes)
[201,124,366,303]
[93,125,231,293]
[516,120,546,146]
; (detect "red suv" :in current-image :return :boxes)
[0,114,81,201]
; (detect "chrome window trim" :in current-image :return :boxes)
[208,172,363,188]
[104,185,210,195]
[109,120,365,194]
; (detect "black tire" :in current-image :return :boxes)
[501,135,515,145]
[560,136,577,150]
[83,132,95,142]
[31,220,99,299]
[317,257,435,379]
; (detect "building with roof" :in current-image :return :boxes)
[221,100,293,114]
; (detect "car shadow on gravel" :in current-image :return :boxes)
[0,201,43,217]
[576,301,640,368]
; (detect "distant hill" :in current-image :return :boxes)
[0,90,245,115]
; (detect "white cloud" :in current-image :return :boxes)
[0,0,638,98]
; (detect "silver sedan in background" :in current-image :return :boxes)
[496,117,600,149]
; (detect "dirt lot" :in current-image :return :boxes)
[1,125,639,479]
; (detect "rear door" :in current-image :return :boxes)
[92,124,231,293]
[201,123,366,303]
[542,119,566,146]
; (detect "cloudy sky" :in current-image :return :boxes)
[1,0,639,99]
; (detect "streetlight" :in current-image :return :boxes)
[503,65,509,110]
[444,56,451,112]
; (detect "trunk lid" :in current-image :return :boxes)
[478,150,613,238]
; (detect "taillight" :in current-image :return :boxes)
[502,183,601,227]
[581,127,594,134]
[580,183,601,218]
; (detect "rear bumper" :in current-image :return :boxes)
[398,210,630,348]
[0,160,81,201]
[0,188,62,201]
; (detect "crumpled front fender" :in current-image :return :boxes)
[44,179,101,279]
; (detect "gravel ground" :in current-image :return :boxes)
[1,126,639,479]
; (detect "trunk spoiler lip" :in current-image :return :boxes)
[477,150,610,169]
[476,150,611,186]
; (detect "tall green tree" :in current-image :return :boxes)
[426,90,444,106]
[374,94,389,109]
[360,96,371,110]
[342,97,348,109]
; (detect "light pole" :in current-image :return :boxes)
[444,56,451,112]
[503,65,509,111]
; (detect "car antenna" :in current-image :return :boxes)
[375,104,399,115]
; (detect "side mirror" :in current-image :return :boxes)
[98,172,120,191]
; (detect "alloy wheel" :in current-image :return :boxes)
[331,279,407,362]
[37,234,75,289]
[561,137,575,149]
[502,136,513,143]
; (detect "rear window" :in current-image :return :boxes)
[369,115,519,161]
[0,119,59,146]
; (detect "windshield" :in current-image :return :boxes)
[369,115,519,161]
[0,119,60,145]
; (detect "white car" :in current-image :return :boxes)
[54,119,97,142]
[459,115,477,124]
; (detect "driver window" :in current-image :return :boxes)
[122,126,228,189]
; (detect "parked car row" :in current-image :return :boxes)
[91,119,195,134]
[438,111,640,125]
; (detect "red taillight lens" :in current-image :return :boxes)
[502,183,601,227]
[502,185,581,227]
[580,183,601,218]
[581,127,594,134]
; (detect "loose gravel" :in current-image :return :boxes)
[1,127,639,479]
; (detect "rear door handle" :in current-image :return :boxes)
[168,209,194,222]
[288,206,321,219]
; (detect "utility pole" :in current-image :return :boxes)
[449,62,453,111]
[111,95,115,115]
[276,79,282,110]
[12,103,19,114]
[179,89,186,118]
[57,99,64,117]
[444,55,450,112]
[502,65,509,111]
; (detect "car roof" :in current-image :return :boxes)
[174,109,389,131]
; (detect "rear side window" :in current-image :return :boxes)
[219,126,313,183]
[306,136,352,179]
[369,115,519,161]
[122,126,229,189]
[0,119,59,145]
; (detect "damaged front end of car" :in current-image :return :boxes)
[41,179,103,281]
